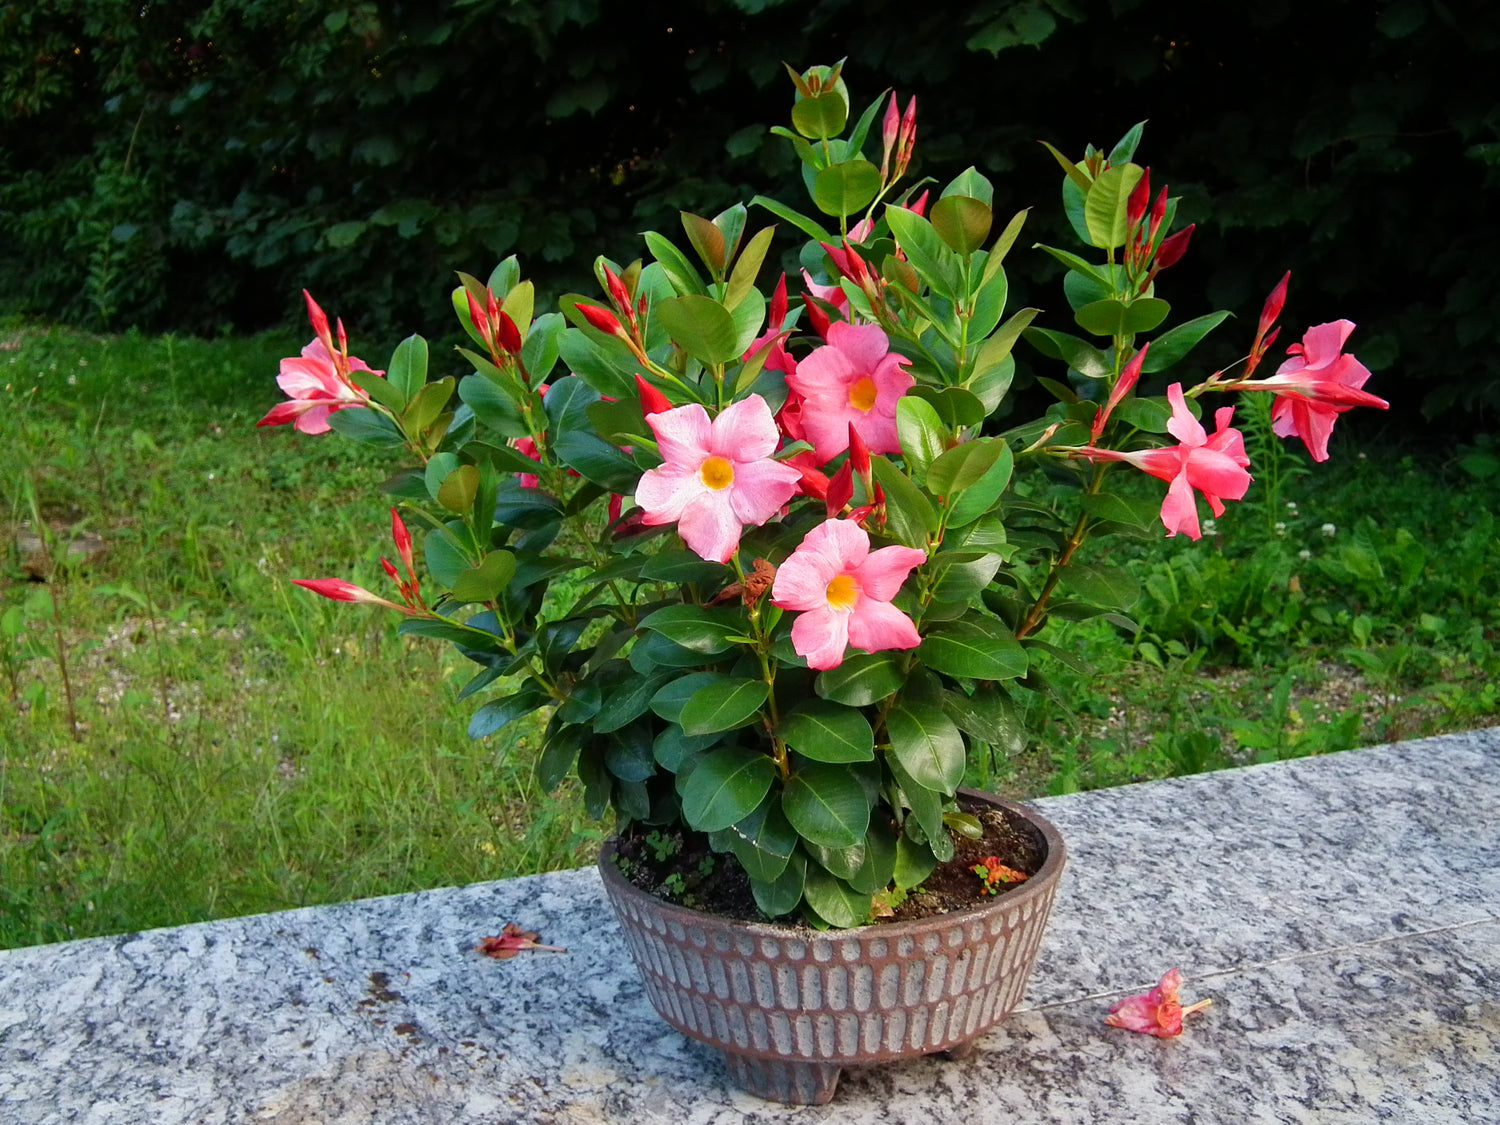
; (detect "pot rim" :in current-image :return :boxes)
[598,789,1067,939]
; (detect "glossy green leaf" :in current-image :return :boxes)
[895,395,947,483]
[802,866,870,927]
[815,651,906,707]
[885,204,961,302]
[948,443,1014,528]
[1084,164,1145,250]
[750,195,835,244]
[1074,298,1171,338]
[449,550,516,604]
[1023,327,1112,379]
[782,763,871,848]
[387,334,428,404]
[1142,311,1232,372]
[886,754,954,862]
[870,456,939,548]
[725,226,776,311]
[893,834,939,890]
[812,159,882,219]
[941,685,1026,754]
[726,797,798,882]
[639,604,742,654]
[468,687,548,740]
[930,551,1004,602]
[457,373,527,438]
[650,672,730,722]
[326,406,406,448]
[749,852,806,918]
[931,195,992,255]
[535,724,585,792]
[642,231,708,297]
[680,746,776,832]
[554,431,640,492]
[680,677,769,735]
[779,700,875,763]
[681,211,726,276]
[909,386,986,430]
[423,528,470,588]
[918,615,1028,680]
[792,90,848,139]
[437,464,479,514]
[655,294,740,366]
[1038,140,1093,193]
[1059,562,1141,609]
[926,437,1005,497]
[594,672,674,734]
[886,699,965,795]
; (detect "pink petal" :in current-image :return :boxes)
[1183,447,1252,505]
[852,544,927,601]
[770,550,837,611]
[676,493,742,563]
[1294,320,1356,371]
[257,400,304,428]
[825,321,891,374]
[846,598,921,654]
[791,606,851,670]
[1158,472,1201,539]
[710,396,781,461]
[294,405,336,434]
[647,403,714,465]
[788,342,856,403]
[1164,383,1206,447]
[727,459,802,525]
[869,352,915,418]
[636,464,705,524]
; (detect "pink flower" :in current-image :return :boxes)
[1254,321,1388,462]
[786,322,914,463]
[1105,969,1211,1038]
[800,268,848,315]
[770,519,925,671]
[1081,384,1251,540]
[258,292,384,435]
[635,395,802,564]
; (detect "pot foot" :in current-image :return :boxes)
[720,1050,842,1105]
[943,1038,978,1061]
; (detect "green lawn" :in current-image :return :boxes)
[3,321,1497,948]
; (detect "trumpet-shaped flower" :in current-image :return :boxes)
[1081,383,1251,540]
[786,322,913,463]
[1105,969,1212,1038]
[635,396,802,564]
[1254,321,1387,462]
[258,292,384,435]
[770,519,925,670]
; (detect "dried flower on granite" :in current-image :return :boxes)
[1105,968,1211,1037]
[477,923,567,959]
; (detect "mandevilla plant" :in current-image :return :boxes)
[259,63,1387,928]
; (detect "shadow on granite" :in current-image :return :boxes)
[2,727,1496,1124]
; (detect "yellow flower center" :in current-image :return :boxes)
[847,376,878,412]
[699,455,735,491]
[824,573,859,610]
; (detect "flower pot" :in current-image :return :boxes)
[597,790,1066,1105]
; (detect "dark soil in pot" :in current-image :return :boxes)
[610,793,1046,924]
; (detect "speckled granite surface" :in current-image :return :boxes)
[2,727,1496,1124]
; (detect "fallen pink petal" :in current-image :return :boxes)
[1105,968,1212,1038]
[477,922,567,960]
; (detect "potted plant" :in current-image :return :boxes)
[259,64,1385,1104]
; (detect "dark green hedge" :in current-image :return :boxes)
[3,0,1497,423]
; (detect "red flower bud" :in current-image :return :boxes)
[1127,169,1151,227]
[578,303,625,337]
[803,293,833,340]
[1154,224,1194,271]
[847,423,871,476]
[1258,272,1290,340]
[634,373,672,419]
[602,264,632,315]
[466,291,493,350]
[768,273,788,332]
[880,91,900,181]
[906,190,930,218]
[826,460,854,517]
[303,290,333,352]
[496,310,522,355]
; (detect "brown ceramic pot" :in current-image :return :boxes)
[598,790,1066,1105]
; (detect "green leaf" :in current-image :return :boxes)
[894,835,939,890]
[681,211,727,276]
[640,549,726,584]
[679,677,769,735]
[449,550,517,604]
[655,294,740,366]
[927,437,1005,497]
[725,226,776,311]
[1059,562,1141,610]
[750,852,806,918]
[895,396,947,483]
[423,528,471,588]
[782,763,871,848]
[779,700,875,763]
[1084,164,1145,250]
[643,231,708,297]
[1023,328,1112,379]
[815,651,906,707]
[750,195,835,244]
[886,699,966,796]
[326,407,406,449]
[638,604,742,654]
[594,672,674,734]
[468,687,547,740]
[941,685,1026,754]
[885,754,954,862]
[931,195,992,255]
[802,866,870,928]
[437,464,479,514]
[845,821,898,895]
[885,204,961,302]
[971,306,1037,380]
[1038,140,1093,193]
[1109,121,1148,165]
[520,313,563,382]
[930,551,1004,602]
[680,746,776,832]
[910,386,986,430]
[653,723,719,771]
[725,797,798,882]
[351,369,404,413]
[792,90,849,139]
[870,456,938,548]
[919,615,1028,680]
[536,725,585,792]
[403,377,454,435]
[1074,298,1171,338]
[812,159,882,219]
[1033,243,1110,284]
[554,430,639,492]
[387,334,428,404]
[457,374,527,438]
[1142,311,1232,372]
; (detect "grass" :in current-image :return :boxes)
[3,320,1497,949]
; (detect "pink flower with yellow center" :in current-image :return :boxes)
[770,519,926,671]
[787,322,914,463]
[1081,383,1251,541]
[635,395,802,564]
